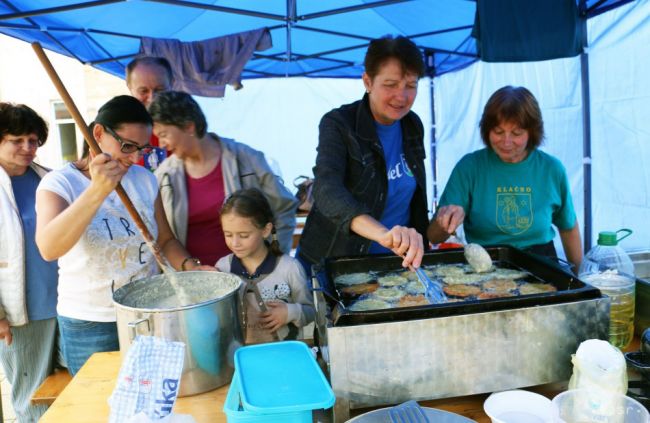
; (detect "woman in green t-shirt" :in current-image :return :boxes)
[428,86,582,272]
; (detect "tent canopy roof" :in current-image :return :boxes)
[0,0,632,80]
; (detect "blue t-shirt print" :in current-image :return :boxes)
[369,121,416,254]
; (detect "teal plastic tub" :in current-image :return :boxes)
[223,341,335,422]
[224,374,312,422]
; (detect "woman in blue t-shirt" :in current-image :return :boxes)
[0,102,58,421]
[428,86,582,272]
[298,35,430,272]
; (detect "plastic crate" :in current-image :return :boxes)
[224,341,334,422]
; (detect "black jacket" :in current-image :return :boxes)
[299,94,429,266]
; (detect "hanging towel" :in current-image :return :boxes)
[472,0,583,62]
[140,27,272,97]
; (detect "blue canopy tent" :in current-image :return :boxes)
[0,0,639,251]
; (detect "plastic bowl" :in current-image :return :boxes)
[625,351,650,381]
[551,389,650,423]
[483,390,553,423]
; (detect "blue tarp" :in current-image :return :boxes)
[0,0,633,81]
[1,0,647,252]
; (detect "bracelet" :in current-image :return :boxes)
[181,257,201,271]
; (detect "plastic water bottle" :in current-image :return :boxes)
[579,229,635,349]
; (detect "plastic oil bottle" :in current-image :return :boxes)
[579,229,636,349]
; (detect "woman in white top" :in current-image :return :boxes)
[0,102,58,422]
[36,95,210,375]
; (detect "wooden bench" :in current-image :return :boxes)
[31,368,73,406]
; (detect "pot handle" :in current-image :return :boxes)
[127,318,150,342]
[238,283,247,339]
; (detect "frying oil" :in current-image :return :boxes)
[606,287,635,349]
[583,273,635,349]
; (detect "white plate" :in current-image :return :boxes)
[346,406,477,422]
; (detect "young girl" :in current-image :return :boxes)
[216,188,314,344]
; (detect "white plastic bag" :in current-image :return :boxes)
[108,336,186,422]
[568,339,627,395]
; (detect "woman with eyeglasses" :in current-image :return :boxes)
[0,102,58,421]
[35,95,211,375]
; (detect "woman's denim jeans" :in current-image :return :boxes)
[57,316,119,376]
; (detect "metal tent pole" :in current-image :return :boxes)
[579,2,593,252]
[426,52,438,213]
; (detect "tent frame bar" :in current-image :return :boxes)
[298,0,412,21]
[0,0,122,21]
[150,0,285,21]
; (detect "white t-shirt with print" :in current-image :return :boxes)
[37,163,159,322]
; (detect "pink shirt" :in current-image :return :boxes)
[185,161,229,266]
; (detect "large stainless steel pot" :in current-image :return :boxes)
[113,271,244,396]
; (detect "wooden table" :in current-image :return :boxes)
[39,352,229,423]
[35,353,566,423]
[39,337,641,423]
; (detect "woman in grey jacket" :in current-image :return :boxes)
[150,91,298,266]
[0,103,58,422]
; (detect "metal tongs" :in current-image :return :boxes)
[414,266,447,304]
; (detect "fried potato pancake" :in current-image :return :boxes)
[372,287,405,301]
[340,282,379,296]
[519,283,557,295]
[405,280,426,294]
[378,274,408,287]
[443,284,482,297]
[482,279,518,293]
[348,298,392,311]
[398,294,429,307]
[335,272,374,285]
[477,291,516,300]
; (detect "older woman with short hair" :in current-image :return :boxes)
[429,85,582,271]
[0,102,58,422]
[150,91,298,266]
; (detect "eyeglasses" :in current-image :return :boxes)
[6,137,43,148]
[104,126,153,155]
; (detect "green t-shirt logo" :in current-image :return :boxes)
[496,193,533,235]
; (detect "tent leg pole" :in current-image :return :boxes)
[429,76,438,213]
[580,14,592,253]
